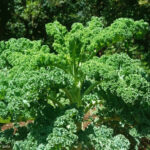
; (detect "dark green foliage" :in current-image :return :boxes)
[1,0,150,39]
[0,0,100,40]
[100,0,150,24]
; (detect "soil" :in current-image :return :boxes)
[1,120,33,132]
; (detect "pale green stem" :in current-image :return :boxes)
[83,80,102,97]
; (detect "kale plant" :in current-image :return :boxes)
[0,17,150,150]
